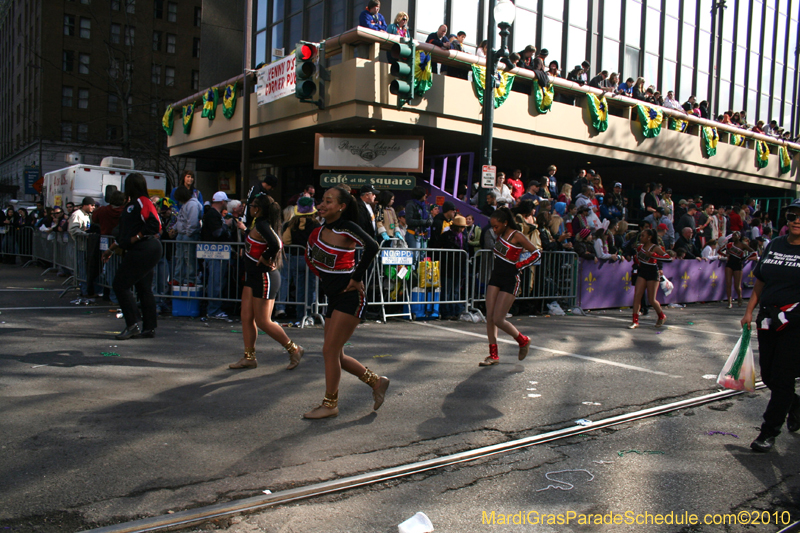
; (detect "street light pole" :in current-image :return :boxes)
[478,0,515,209]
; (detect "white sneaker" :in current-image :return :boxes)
[505,313,513,318]
[210,311,229,319]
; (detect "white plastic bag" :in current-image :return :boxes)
[717,326,756,392]
[547,302,566,316]
[659,275,674,296]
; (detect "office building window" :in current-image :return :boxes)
[193,38,200,58]
[127,95,134,114]
[80,18,90,39]
[111,0,120,10]
[151,101,159,116]
[108,59,119,78]
[108,94,118,112]
[106,125,117,140]
[125,26,135,46]
[154,0,163,19]
[111,24,121,44]
[167,34,176,53]
[167,2,177,22]
[194,6,201,26]
[77,123,88,141]
[126,0,135,14]
[191,70,199,90]
[64,15,75,36]
[165,66,175,86]
[62,86,73,107]
[151,64,161,84]
[79,53,89,74]
[63,50,74,71]
[153,31,162,51]
[62,123,73,142]
[78,89,89,109]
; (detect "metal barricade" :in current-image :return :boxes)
[470,250,579,311]
[31,230,55,267]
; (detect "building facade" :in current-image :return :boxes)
[253,0,799,133]
[0,0,203,204]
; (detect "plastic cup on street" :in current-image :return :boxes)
[398,512,434,533]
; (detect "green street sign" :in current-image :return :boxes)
[320,173,417,190]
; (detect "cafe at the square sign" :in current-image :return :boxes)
[314,134,424,173]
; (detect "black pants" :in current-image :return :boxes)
[86,233,101,292]
[757,322,800,435]
[113,239,162,330]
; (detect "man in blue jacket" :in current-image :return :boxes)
[359,0,387,31]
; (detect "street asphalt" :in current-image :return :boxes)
[0,263,798,533]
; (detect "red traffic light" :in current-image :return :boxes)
[298,43,318,61]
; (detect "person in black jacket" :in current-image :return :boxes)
[203,191,242,319]
[356,184,378,241]
[404,185,432,249]
[101,173,163,340]
[429,201,456,248]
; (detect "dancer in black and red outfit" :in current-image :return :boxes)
[101,173,162,340]
[721,231,758,308]
[629,228,670,329]
[303,187,387,419]
[229,193,305,370]
[479,207,541,366]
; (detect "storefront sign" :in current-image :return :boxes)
[196,243,231,260]
[315,134,424,172]
[256,55,296,106]
[320,173,416,190]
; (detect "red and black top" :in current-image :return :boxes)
[117,196,162,250]
[635,243,671,266]
[493,230,541,269]
[306,217,379,297]
[245,218,282,264]
[726,241,757,261]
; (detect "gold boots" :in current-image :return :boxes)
[284,340,304,370]
[360,368,390,410]
[303,392,339,419]
[229,348,257,369]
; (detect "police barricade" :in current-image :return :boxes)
[275,245,314,325]
[0,226,35,263]
[52,233,78,294]
[470,250,579,313]
[31,229,55,267]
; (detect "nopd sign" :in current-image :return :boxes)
[320,173,416,190]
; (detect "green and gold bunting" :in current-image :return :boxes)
[415,50,433,96]
[182,103,195,134]
[669,117,688,133]
[730,132,745,146]
[201,87,218,120]
[471,65,515,109]
[756,140,770,168]
[636,104,663,138]
[702,126,719,157]
[779,146,791,174]
[222,83,237,119]
[162,105,174,136]
[533,80,554,114]
[586,93,608,132]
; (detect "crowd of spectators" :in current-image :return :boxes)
[358,0,798,143]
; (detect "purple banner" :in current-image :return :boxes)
[577,259,756,310]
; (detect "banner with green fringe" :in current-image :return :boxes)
[586,93,608,132]
[182,103,195,134]
[533,80,554,114]
[415,50,433,96]
[471,65,515,108]
[202,87,218,120]
[668,117,688,132]
[702,126,719,157]
[756,140,770,168]
[162,105,174,136]
[730,132,745,146]
[222,84,237,119]
[779,146,791,174]
[636,104,663,138]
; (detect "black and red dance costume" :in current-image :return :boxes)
[725,241,757,272]
[306,217,379,318]
[485,230,541,362]
[630,243,671,325]
[244,218,282,299]
[489,230,541,295]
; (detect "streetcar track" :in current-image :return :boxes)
[84,384,765,533]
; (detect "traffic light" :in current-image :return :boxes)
[389,39,415,107]
[295,43,318,100]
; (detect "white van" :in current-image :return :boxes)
[44,157,167,208]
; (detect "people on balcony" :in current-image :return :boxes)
[386,11,409,38]
[359,0,387,32]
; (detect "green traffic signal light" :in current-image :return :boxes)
[388,40,415,105]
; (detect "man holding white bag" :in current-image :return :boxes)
[741,198,800,453]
